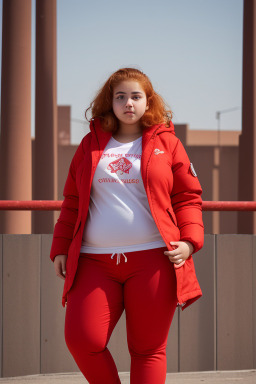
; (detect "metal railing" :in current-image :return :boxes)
[0,200,256,211]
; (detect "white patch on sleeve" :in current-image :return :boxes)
[189,163,197,177]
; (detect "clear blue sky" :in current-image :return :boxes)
[0,0,243,144]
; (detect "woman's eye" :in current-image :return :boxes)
[133,96,140,100]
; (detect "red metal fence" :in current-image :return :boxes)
[0,200,256,211]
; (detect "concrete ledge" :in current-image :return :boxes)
[0,370,255,383]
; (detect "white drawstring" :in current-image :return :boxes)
[111,252,127,265]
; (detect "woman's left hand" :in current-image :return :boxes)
[164,241,194,265]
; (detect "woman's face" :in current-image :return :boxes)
[112,80,148,129]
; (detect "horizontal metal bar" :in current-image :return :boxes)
[0,201,62,210]
[203,201,256,211]
[0,201,256,211]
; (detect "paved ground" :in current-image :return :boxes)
[0,370,255,384]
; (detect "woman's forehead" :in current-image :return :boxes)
[113,80,145,94]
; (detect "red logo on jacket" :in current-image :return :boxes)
[107,157,132,175]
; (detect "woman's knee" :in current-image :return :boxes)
[65,320,107,355]
[128,338,167,359]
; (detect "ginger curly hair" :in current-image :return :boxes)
[85,67,173,132]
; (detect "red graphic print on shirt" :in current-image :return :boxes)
[107,157,132,175]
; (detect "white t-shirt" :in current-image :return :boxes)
[80,136,165,253]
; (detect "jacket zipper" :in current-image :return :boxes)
[144,129,186,307]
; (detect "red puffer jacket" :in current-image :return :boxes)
[50,118,204,310]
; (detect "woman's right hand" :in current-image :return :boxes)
[53,254,67,280]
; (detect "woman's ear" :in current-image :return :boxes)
[146,105,149,110]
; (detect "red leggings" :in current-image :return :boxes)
[64,247,177,384]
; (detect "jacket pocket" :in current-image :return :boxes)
[167,207,178,227]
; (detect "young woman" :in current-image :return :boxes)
[50,68,204,384]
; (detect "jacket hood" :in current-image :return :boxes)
[89,117,175,138]
[144,120,175,136]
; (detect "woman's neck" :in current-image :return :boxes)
[113,124,142,143]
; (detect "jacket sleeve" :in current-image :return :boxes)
[49,137,86,262]
[171,139,204,254]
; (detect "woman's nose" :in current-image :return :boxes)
[125,98,133,107]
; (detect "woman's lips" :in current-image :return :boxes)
[125,112,134,114]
